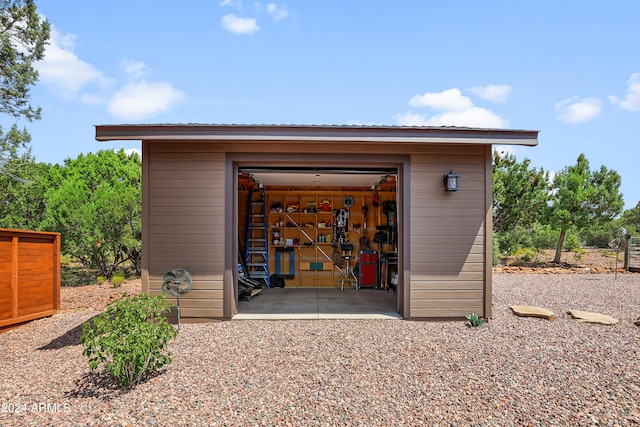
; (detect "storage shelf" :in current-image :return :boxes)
[266,190,396,287]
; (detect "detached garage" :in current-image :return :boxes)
[95,124,538,321]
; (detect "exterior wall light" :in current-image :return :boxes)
[443,170,460,192]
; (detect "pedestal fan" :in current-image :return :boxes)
[162,268,192,330]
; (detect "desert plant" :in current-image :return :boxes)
[572,249,584,262]
[81,293,177,387]
[492,233,501,266]
[515,247,536,263]
[60,254,72,267]
[466,312,487,327]
[96,276,106,284]
[111,274,125,288]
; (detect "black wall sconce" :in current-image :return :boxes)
[443,170,460,192]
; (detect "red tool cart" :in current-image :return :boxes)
[358,249,378,288]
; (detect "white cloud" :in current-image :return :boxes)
[121,60,147,79]
[221,13,259,34]
[220,0,242,7]
[409,88,473,111]
[108,80,185,120]
[396,107,507,128]
[555,97,601,124]
[267,3,288,21]
[399,87,508,128]
[427,107,507,128]
[608,72,640,111]
[394,111,430,126]
[34,25,184,120]
[35,26,114,96]
[469,84,512,103]
[347,120,381,126]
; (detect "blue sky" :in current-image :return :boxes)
[10,1,640,210]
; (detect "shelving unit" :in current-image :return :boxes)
[265,190,395,287]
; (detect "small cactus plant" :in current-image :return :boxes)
[466,312,487,327]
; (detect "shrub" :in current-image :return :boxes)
[583,230,613,248]
[61,266,99,287]
[466,312,487,327]
[513,247,537,263]
[492,233,501,266]
[496,223,584,256]
[96,276,106,284]
[111,274,126,288]
[81,293,177,387]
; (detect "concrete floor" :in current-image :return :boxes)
[234,287,401,320]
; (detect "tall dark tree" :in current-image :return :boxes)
[549,154,624,263]
[0,0,50,121]
[492,150,550,233]
[0,0,49,189]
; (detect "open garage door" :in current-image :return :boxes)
[235,166,401,319]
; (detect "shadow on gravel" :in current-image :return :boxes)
[37,315,99,351]
[65,369,167,401]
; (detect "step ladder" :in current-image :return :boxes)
[245,188,270,287]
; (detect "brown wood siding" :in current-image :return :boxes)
[141,140,493,320]
[0,229,60,328]
[408,147,488,319]
[145,146,226,319]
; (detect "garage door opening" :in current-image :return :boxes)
[236,167,400,319]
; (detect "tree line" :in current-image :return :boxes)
[0,149,142,278]
[493,150,639,264]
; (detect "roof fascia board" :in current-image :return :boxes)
[95,124,538,146]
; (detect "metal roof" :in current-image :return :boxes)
[95,123,538,146]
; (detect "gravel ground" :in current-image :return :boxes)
[1,274,639,426]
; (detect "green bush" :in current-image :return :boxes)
[513,247,537,263]
[96,276,106,284]
[81,293,177,387]
[564,232,582,252]
[111,274,126,288]
[61,266,99,287]
[60,254,72,267]
[492,233,501,266]
[581,225,616,248]
[529,223,560,249]
[497,223,583,257]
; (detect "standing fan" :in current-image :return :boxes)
[162,268,193,330]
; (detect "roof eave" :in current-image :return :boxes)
[94,124,539,146]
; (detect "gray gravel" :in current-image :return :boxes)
[1,274,639,426]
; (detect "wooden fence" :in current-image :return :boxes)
[0,229,61,328]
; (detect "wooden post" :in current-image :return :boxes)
[11,236,18,320]
[53,234,61,310]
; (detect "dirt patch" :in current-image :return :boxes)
[60,279,141,312]
[496,248,630,274]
